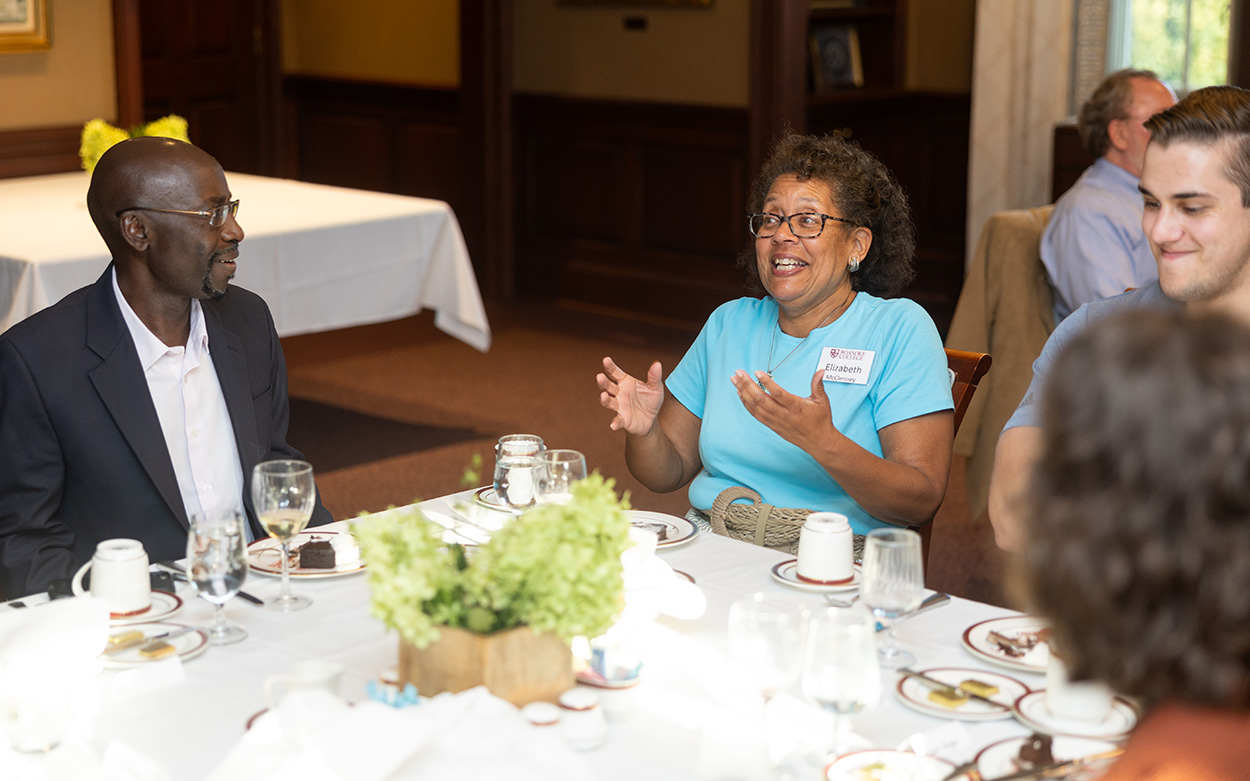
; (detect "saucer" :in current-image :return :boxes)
[826,749,954,781]
[975,735,1120,779]
[770,559,859,593]
[110,590,182,626]
[1012,690,1138,740]
[473,486,510,512]
[895,667,1029,721]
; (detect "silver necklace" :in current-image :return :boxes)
[759,308,837,390]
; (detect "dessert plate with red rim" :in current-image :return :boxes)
[895,667,1029,721]
[962,615,1050,674]
[625,510,698,549]
[472,486,510,513]
[110,590,183,626]
[1012,690,1139,740]
[248,531,366,579]
[975,735,1121,779]
[770,559,860,593]
[825,749,954,780]
[99,622,208,669]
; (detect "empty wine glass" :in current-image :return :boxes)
[859,528,924,668]
[535,449,587,506]
[187,510,249,644]
[727,593,807,703]
[252,459,316,612]
[801,606,881,760]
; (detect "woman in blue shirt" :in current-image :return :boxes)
[596,134,953,538]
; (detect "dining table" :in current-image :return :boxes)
[0,488,1091,780]
[0,172,490,351]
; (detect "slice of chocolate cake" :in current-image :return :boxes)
[298,539,335,569]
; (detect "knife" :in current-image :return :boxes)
[898,667,1011,709]
[979,748,1124,781]
[159,560,265,606]
[103,625,199,655]
[877,592,950,632]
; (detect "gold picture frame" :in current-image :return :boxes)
[0,0,49,53]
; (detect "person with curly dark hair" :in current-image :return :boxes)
[1024,307,1250,779]
[596,133,953,539]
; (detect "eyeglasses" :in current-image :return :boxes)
[115,200,240,228]
[748,211,856,239]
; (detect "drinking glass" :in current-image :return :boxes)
[859,528,924,668]
[726,593,807,704]
[534,449,587,506]
[187,510,249,644]
[801,606,881,759]
[252,459,316,612]
[493,434,544,514]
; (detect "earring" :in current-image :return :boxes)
[848,256,860,273]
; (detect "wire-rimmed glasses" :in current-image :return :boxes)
[115,199,240,227]
[748,211,857,239]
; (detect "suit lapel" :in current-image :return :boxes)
[85,268,189,529]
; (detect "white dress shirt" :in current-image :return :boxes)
[112,269,247,536]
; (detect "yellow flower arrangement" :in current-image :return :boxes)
[79,115,191,173]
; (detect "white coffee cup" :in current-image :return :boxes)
[71,538,151,616]
[264,659,346,708]
[1045,646,1114,723]
[796,512,854,585]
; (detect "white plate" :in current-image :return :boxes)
[100,622,208,669]
[1012,690,1138,740]
[770,559,860,593]
[626,510,698,549]
[975,735,1120,779]
[248,531,366,579]
[895,667,1029,721]
[962,615,1050,674]
[110,590,183,625]
[826,749,954,781]
[473,486,511,512]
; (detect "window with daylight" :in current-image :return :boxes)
[1107,0,1232,92]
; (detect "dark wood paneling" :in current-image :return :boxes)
[1052,122,1094,202]
[0,126,83,179]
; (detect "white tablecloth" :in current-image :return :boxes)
[0,173,490,350]
[3,493,1042,779]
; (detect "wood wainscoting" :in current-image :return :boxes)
[0,126,84,179]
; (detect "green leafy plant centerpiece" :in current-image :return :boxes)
[353,473,633,705]
[79,115,191,173]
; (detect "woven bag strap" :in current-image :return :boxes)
[710,486,765,541]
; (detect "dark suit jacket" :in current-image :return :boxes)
[0,266,331,597]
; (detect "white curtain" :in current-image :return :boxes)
[964,0,1076,267]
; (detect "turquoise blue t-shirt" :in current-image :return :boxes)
[665,294,952,535]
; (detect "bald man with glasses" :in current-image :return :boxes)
[0,137,330,598]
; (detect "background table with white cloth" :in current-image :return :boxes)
[0,172,490,351]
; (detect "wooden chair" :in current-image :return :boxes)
[916,349,993,568]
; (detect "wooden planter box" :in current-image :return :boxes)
[398,625,574,707]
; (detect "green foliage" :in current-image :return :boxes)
[79,115,192,173]
[1129,0,1230,91]
[353,473,633,649]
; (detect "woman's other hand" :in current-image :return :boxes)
[730,368,839,451]
[598,357,665,435]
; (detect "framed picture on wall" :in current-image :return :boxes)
[809,23,863,91]
[0,0,49,53]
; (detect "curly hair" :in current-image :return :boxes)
[736,133,916,299]
[1023,308,1250,710]
[1145,85,1250,207]
[1078,68,1161,158]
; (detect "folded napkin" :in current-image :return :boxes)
[209,686,595,781]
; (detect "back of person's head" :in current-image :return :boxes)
[1145,85,1250,206]
[1023,307,1250,710]
[1078,68,1162,158]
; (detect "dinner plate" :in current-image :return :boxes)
[473,486,511,512]
[825,749,954,781]
[248,531,366,579]
[770,559,860,593]
[962,615,1050,674]
[626,510,698,549]
[975,735,1120,779]
[99,622,208,669]
[110,590,183,626]
[1012,690,1138,740]
[895,667,1029,721]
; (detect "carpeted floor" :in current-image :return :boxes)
[280,301,1013,607]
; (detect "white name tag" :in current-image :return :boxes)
[820,347,875,385]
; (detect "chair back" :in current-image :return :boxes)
[946,348,992,436]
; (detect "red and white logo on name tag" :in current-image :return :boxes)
[820,347,875,385]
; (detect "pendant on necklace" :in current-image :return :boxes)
[756,372,769,391]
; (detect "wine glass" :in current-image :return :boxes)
[727,593,807,704]
[252,459,316,612]
[859,528,924,668]
[187,510,249,644]
[534,449,587,506]
[801,606,881,760]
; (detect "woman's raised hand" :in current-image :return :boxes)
[597,357,665,436]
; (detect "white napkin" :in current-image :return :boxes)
[208,686,594,781]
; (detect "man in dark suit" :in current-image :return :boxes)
[0,137,331,598]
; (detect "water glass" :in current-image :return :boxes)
[859,528,924,668]
[726,593,807,703]
[187,510,249,644]
[535,449,587,505]
[801,606,881,759]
